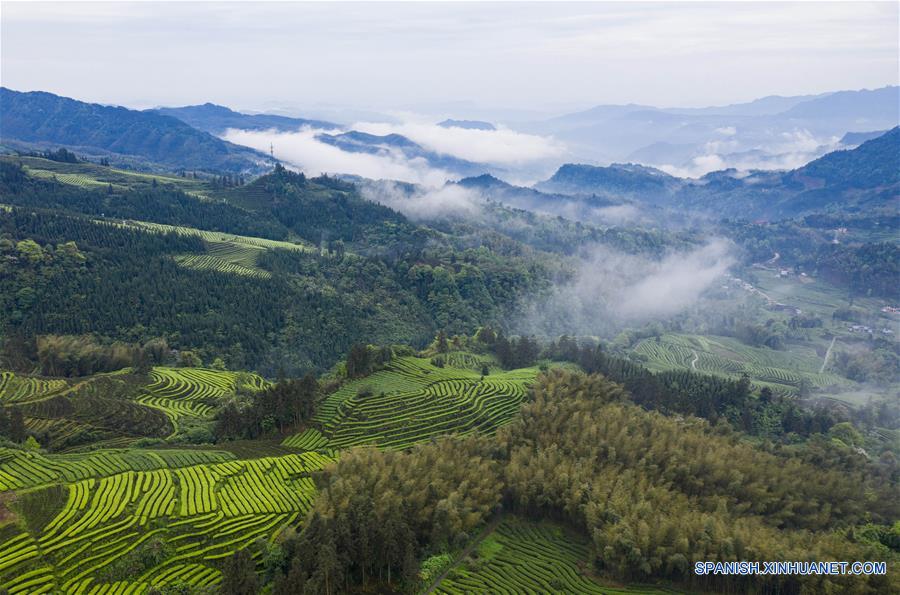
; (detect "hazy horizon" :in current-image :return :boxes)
[2,2,898,118]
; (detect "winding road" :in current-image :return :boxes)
[820,337,837,374]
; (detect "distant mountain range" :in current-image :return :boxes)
[0,88,268,173]
[315,130,487,178]
[516,86,900,173]
[438,119,496,130]
[532,127,900,220]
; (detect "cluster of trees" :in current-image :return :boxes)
[256,369,897,594]
[214,374,319,440]
[33,335,169,376]
[344,344,394,379]
[25,148,81,163]
[543,336,844,439]
[832,346,900,385]
[0,407,27,445]
[260,437,501,594]
[1,161,288,241]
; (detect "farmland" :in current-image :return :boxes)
[0,451,331,594]
[285,355,538,451]
[16,156,209,196]
[432,517,680,595]
[633,333,847,396]
[1,367,268,449]
[0,355,543,593]
[118,219,316,279]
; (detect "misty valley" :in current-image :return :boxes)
[0,6,899,594]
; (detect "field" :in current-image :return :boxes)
[633,333,847,396]
[0,355,543,592]
[0,451,332,594]
[118,219,316,278]
[431,517,680,595]
[1,367,268,449]
[15,156,210,197]
[284,355,538,451]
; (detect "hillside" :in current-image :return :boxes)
[0,88,267,173]
[153,103,340,135]
[536,128,900,219]
[535,162,680,202]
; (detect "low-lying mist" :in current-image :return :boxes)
[223,120,564,186]
[517,239,736,337]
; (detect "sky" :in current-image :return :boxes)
[2,1,898,118]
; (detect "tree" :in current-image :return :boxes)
[8,409,25,443]
[178,350,202,368]
[219,548,259,595]
[346,344,371,378]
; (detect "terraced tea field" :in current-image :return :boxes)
[117,219,317,278]
[13,156,209,196]
[1,355,544,592]
[24,168,124,190]
[432,517,679,595]
[2,367,268,448]
[0,373,69,404]
[633,333,846,396]
[139,367,268,433]
[0,451,332,593]
[174,253,271,279]
[284,355,537,451]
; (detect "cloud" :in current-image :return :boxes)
[352,120,566,166]
[223,127,453,185]
[359,181,483,221]
[518,239,736,335]
[658,129,842,178]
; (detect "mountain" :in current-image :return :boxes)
[457,173,644,227]
[153,103,340,135]
[535,128,900,220]
[839,130,889,146]
[0,88,266,172]
[534,162,680,202]
[782,86,899,123]
[516,86,900,170]
[315,130,489,178]
[438,119,496,130]
[788,126,900,191]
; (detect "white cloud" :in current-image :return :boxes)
[517,239,736,335]
[223,127,453,186]
[360,182,483,221]
[352,120,566,166]
[658,128,843,178]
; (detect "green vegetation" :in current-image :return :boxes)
[0,451,331,593]
[634,333,844,395]
[434,517,678,594]
[285,355,536,451]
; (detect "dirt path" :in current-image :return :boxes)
[422,515,504,595]
[691,351,699,371]
[820,337,837,374]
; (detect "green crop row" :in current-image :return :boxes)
[435,518,679,595]
[0,447,236,491]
